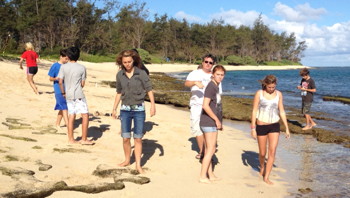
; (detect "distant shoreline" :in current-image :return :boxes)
[144,63,308,73]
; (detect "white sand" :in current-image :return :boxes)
[0,60,293,197]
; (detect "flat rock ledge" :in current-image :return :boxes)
[0,164,150,198]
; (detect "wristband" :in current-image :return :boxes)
[61,92,65,95]
[250,125,256,129]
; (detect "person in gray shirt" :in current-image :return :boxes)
[112,49,156,174]
[58,47,93,145]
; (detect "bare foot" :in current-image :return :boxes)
[68,140,79,144]
[209,177,221,181]
[264,178,274,185]
[302,126,311,130]
[118,161,130,167]
[199,178,211,184]
[136,166,145,174]
[80,140,95,145]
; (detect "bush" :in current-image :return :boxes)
[226,55,244,65]
[243,56,257,65]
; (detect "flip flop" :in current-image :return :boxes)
[80,140,95,145]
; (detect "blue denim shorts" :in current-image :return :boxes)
[120,110,145,139]
[200,126,217,133]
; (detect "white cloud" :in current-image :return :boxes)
[174,11,202,23]
[273,2,327,22]
[210,9,262,27]
[208,3,350,66]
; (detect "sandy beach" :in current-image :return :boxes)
[0,60,301,197]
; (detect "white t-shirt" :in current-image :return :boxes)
[186,69,222,106]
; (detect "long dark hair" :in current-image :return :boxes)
[116,49,142,70]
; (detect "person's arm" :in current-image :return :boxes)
[49,77,58,81]
[299,86,316,93]
[278,91,290,139]
[58,78,65,97]
[19,57,24,69]
[147,90,156,117]
[250,90,260,140]
[184,80,204,88]
[112,93,122,119]
[202,97,221,130]
[81,80,85,88]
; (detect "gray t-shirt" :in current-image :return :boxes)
[200,81,222,127]
[57,62,86,100]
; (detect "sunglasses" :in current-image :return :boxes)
[204,61,214,65]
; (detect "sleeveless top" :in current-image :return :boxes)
[256,90,280,123]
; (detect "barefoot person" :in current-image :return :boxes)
[297,68,317,130]
[185,53,221,160]
[251,75,290,185]
[48,49,69,131]
[199,65,226,184]
[19,42,40,94]
[58,47,93,145]
[112,49,156,174]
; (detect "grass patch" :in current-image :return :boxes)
[0,134,37,142]
[5,155,19,161]
[53,148,91,153]
[32,146,42,149]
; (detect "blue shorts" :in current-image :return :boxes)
[120,110,145,139]
[54,93,68,110]
[67,98,88,115]
[200,126,217,133]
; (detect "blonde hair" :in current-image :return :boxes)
[25,42,34,51]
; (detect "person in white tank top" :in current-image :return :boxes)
[250,75,290,185]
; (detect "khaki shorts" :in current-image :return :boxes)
[190,105,203,136]
[302,101,312,115]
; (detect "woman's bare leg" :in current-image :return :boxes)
[200,132,218,183]
[27,74,39,94]
[257,135,267,176]
[263,132,280,185]
[134,138,144,174]
[119,138,131,167]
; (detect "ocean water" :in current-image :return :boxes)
[172,67,350,196]
[173,67,350,135]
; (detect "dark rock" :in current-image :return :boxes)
[298,187,313,194]
[67,181,125,193]
[114,175,150,185]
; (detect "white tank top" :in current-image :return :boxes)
[256,90,280,123]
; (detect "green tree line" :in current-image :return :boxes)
[0,0,307,64]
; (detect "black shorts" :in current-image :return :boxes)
[27,66,38,75]
[256,122,280,136]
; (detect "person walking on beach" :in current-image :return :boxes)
[58,47,93,145]
[297,68,317,130]
[185,53,220,160]
[112,49,156,174]
[251,75,290,185]
[48,49,69,131]
[19,42,40,95]
[199,65,225,184]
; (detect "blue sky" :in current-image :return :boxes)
[97,0,350,66]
